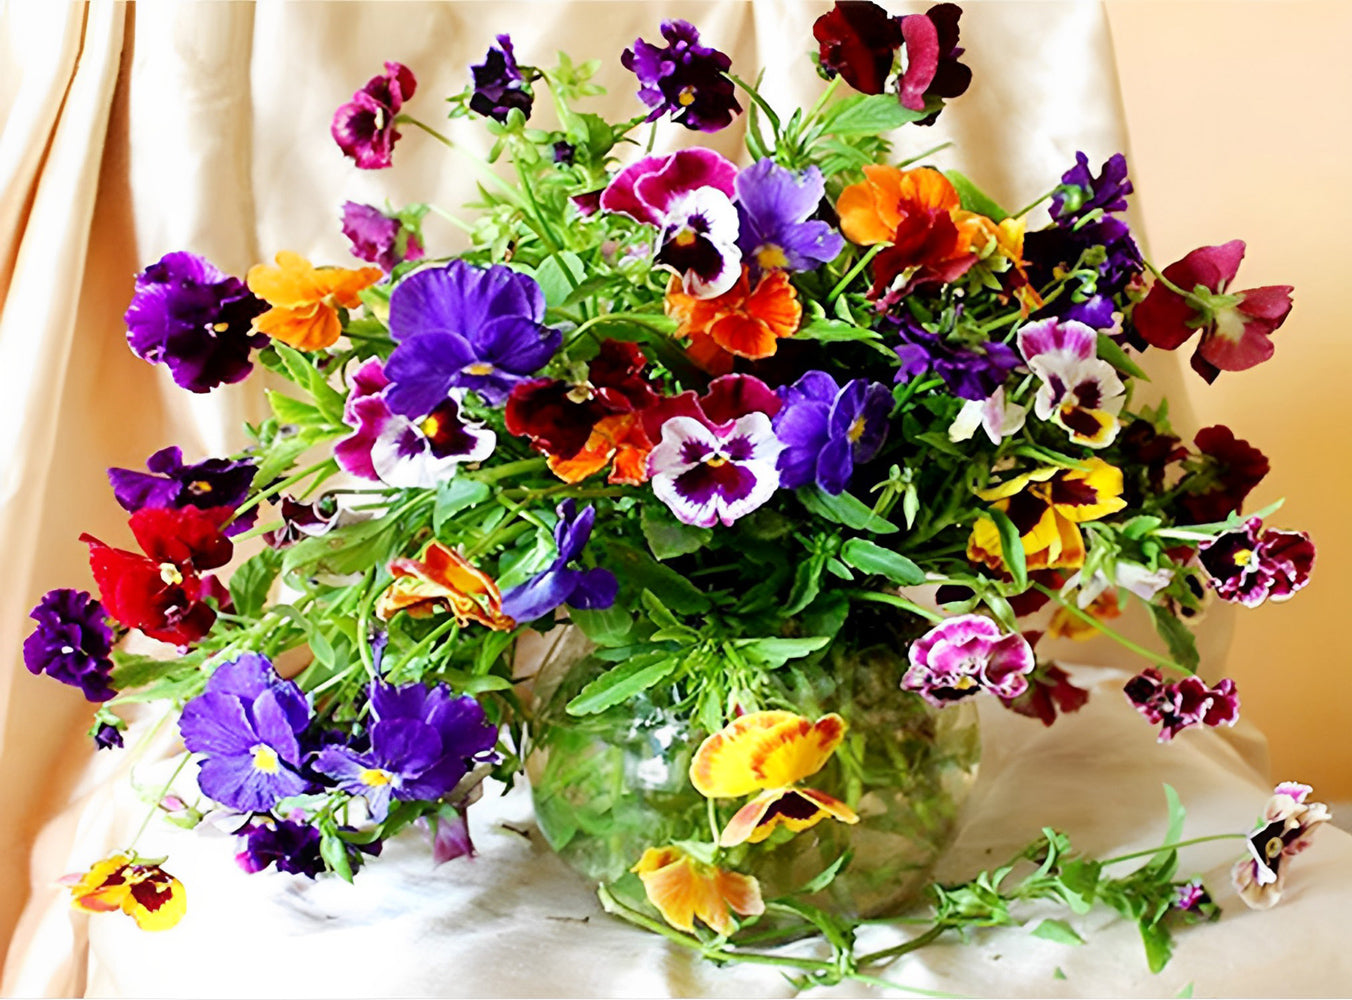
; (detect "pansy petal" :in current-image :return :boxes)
[689,710,799,798]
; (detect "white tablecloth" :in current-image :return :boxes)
[12,667,1350,998]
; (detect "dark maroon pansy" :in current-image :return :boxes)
[813,1,901,95]
[331,61,417,169]
[1179,425,1269,525]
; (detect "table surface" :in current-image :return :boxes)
[9,666,1344,998]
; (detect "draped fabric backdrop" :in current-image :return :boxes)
[0,2,1347,995]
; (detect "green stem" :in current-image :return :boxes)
[1031,583,1190,674]
[805,75,843,124]
[1011,188,1054,219]
[355,568,379,679]
[897,141,954,168]
[1099,833,1247,867]
[512,151,564,252]
[233,459,335,521]
[847,590,943,624]
[397,616,461,671]
[397,115,525,206]
[827,245,883,303]
[468,457,548,484]
[845,972,966,999]
[125,753,191,854]
[857,923,948,965]
[563,312,673,350]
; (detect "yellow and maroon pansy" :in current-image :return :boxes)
[67,853,186,931]
[246,250,382,351]
[689,710,858,847]
[375,541,516,630]
[631,845,765,936]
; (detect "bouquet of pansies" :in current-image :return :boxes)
[28,1,1330,983]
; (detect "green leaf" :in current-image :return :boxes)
[796,319,882,344]
[433,478,492,534]
[985,509,1028,590]
[1053,968,1068,981]
[308,627,336,669]
[320,825,354,883]
[823,93,933,134]
[735,635,830,668]
[641,504,712,560]
[272,343,346,422]
[840,538,925,585]
[1058,858,1102,912]
[1138,917,1174,973]
[1032,918,1085,946]
[569,605,636,647]
[798,487,899,534]
[784,550,827,616]
[1097,333,1150,381]
[1176,983,1195,998]
[228,548,282,618]
[603,543,711,613]
[640,589,697,640]
[1147,606,1200,673]
[109,650,198,691]
[1121,515,1163,541]
[534,252,586,308]
[943,170,1008,222]
[266,390,323,427]
[282,517,401,579]
[564,653,679,716]
[796,849,854,895]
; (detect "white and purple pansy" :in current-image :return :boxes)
[336,358,495,489]
[656,186,742,298]
[901,614,1035,707]
[1017,317,1125,448]
[647,374,784,528]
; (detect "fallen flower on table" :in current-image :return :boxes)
[632,845,764,935]
[66,853,186,931]
[1232,782,1330,909]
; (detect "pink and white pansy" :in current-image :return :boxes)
[1017,317,1125,448]
[947,386,1027,445]
[336,358,496,489]
[646,374,784,528]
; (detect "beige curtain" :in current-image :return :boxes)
[1,2,1236,993]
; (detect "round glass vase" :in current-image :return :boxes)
[524,617,980,919]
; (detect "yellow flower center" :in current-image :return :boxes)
[251,744,280,774]
[1233,548,1255,568]
[359,768,393,787]
[678,86,696,107]
[952,675,978,691]
[212,322,230,333]
[1264,835,1284,860]
[754,244,790,270]
[672,228,698,248]
[420,414,442,438]
[465,362,495,376]
[187,479,214,495]
[566,382,595,404]
[847,416,867,444]
[158,563,183,585]
[705,455,729,469]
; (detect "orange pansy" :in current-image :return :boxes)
[546,411,653,486]
[666,268,802,375]
[68,853,187,931]
[246,251,382,351]
[836,165,962,247]
[689,710,858,847]
[375,542,515,630]
[631,845,764,936]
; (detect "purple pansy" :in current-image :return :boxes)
[656,186,743,298]
[312,681,498,823]
[124,251,268,394]
[341,202,425,273]
[1123,668,1240,742]
[107,446,257,536]
[178,653,314,814]
[331,61,416,169]
[622,20,741,133]
[1051,151,1133,224]
[431,804,475,864]
[470,34,533,123]
[1197,517,1315,607]
[601,148,737,228]
[891,312,1019,401]
[93,722,124,750]
[23,589,116,702]
[735,159,844,274]
[901,615,1035,707]
[1232,782,1331,909]
[384,261,560,410]
[235,819,325,877]
[1017,317,1125,448]
[336,357,496,488]
[773,371,890,494]
[501,501,618,622]
[1174,879,1212,915]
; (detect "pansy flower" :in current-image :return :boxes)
[341,202,425,273]
[1232,782,1330,909]
[1132,240,1293,383]
[67,853,186,931]
[902,615,1036,706]
[773,371,891,494]
[632,846,764,936]
[813,1,900,95]
[178,653,313,813]
[891,309,1019,401]
[384,260,560,410]
[622,20,741,133]
[1017,317,1126,448]
[1179,425,1269,525]
[23,589,117,702]
[500,501,618,623]
[246,251,382,352]
[948,387,1028,445]
[331,61,416,169]
[999,662,1090,728]
[656,186,743,298]
[734,159,844,275]
[1051,151,1133,224]
[235,818,326,878]
[506,340,662,485]
[375,542,515,629]
[81,506,234,647]
[601,147,737,228]
[691,711,859,847]
[646,375,785,528]
[262,496,344,550]
[469,34,533,123]
[1123,667,1240,742]
[313,681,498,822]
[124,251,268,394]
[666,269,802,374]
[836,166,979,297]
[93,722,124,750]
[336,358,495,489]
[896,3,971,117]
[107,447,257,536]
[967,459,1127,573]
[1197,517,1314,607]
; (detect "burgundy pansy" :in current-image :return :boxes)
[332,62,417,169]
